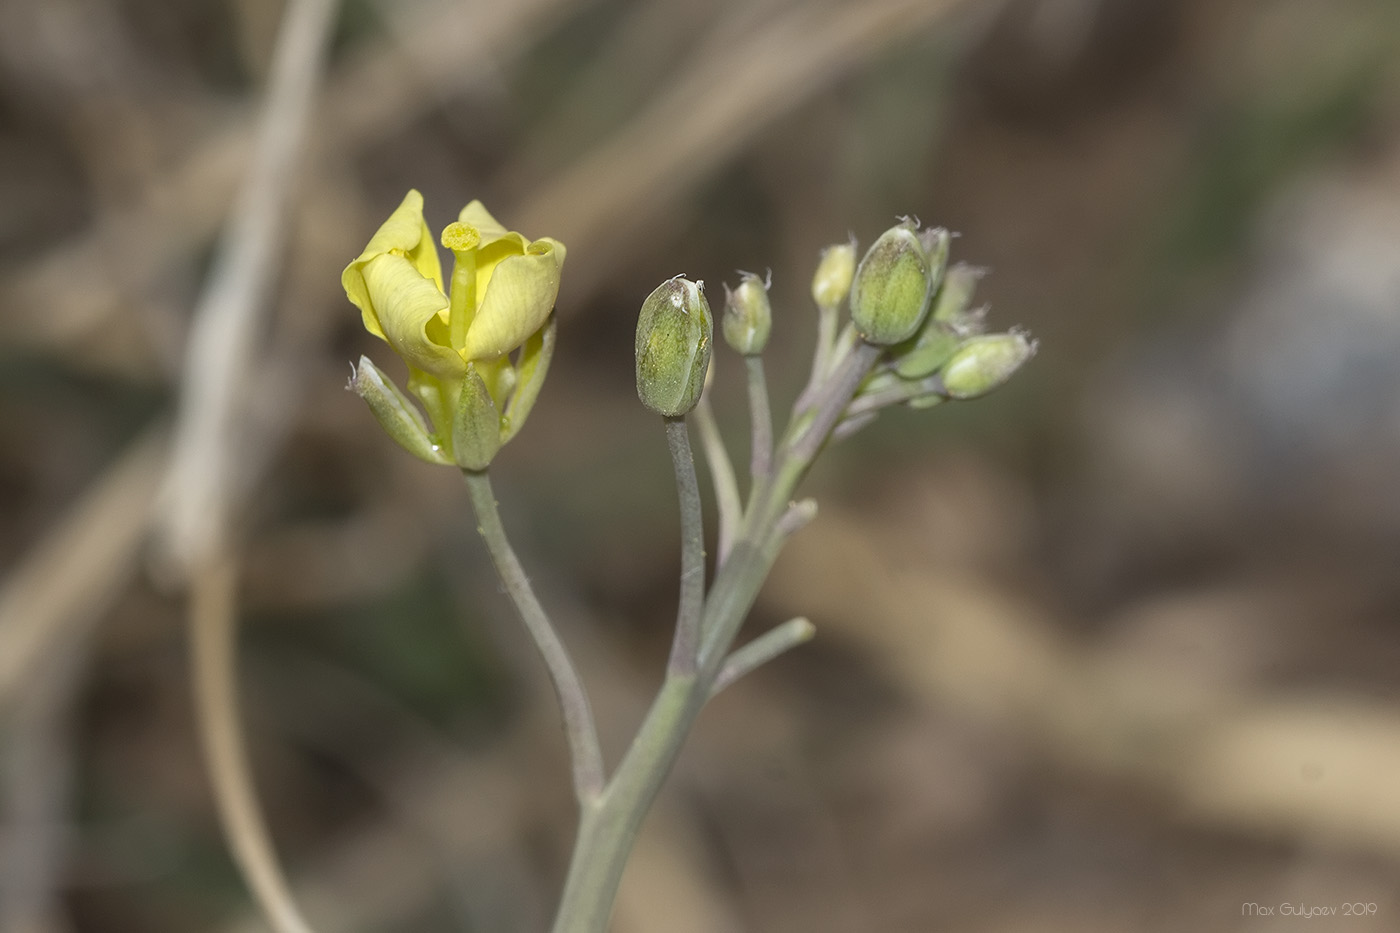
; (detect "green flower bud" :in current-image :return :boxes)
[452,364,503,470]
[811,240,856,308]
[931,262,986,325]
[850,220,935,345]
[893,321,961,379]
[919,226,951,294]
[636,277,713,417]
[722,271,772,355]
[351,356,449,465]
[891,260,989,378]
[939,332,1035,400]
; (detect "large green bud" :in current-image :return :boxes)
[722,271,772,355]
[850,220,942,345]
[939,332,1036,399]
[636,277,713,416]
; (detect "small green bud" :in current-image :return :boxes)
[919,226,951,294]
[722,271,772,355]
[351,356,449,465]
[893,321,961,379]
[850,220,934,345]
[811,240,856,308]
[636,277,713,417]
[939,332,1035,400]
[931,262,986,326]
[452,364,503,470]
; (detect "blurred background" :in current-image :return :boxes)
[3,0,1400,930]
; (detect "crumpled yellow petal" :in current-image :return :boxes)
[363,253,463,377]
[460,240,564,361]
[342,190,444,341]
[459,200,528,252]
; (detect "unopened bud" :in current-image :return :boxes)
[722,272,772,355]
[811,241,856,308]
[351,356,449,465]
[452,364,503,470]
[939,332,1035,400]
[931,262,986,326]
[850,220,934,345]
[893,320,961,380]
[919,227,951,294]
[636,277,713,417]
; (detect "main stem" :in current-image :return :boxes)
[461,470,604,802]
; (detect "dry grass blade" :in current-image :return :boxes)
[190,553,319,933]
[156,0,341,573]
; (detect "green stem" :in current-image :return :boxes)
[744,355,773,485]
[711,616,815,696]
[549,674,703,933]
[693,393,742,565]
[461,470,604,802]
[791,341,881,463]
[811,301,837,382]
[547,340,883,933]
[664,418,705,675]
[551,529,784,932]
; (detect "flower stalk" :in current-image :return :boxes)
[461,470,604,803]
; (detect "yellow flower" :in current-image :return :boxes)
[342,191,566,376]
[342,191,565,468]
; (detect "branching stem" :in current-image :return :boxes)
[548,337,883,933]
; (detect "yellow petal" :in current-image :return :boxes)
[460,241,563,361]
[342,190,445,340]
[533,236,566,267]
[363,253,463,377]
[458,200,528,252]
[473,236,527,317]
